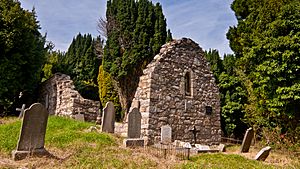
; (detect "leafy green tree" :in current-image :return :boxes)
[0,0,46,115]
[227,0,300,138]
[42,45,65,82]
[219,54,248,138]
[103,0,170,115]
[205,50,247,138]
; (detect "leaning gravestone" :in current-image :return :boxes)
[12,103,50,161]
[161,125,172,144]
[101,102,115,133]
[255,146,272,161]
[240,128,254,153]
[127,108,142,138]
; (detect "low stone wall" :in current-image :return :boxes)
[39,73,100,122]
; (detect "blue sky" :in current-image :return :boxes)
[20,0,236,56]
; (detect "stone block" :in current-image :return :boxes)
[123,138,145,147]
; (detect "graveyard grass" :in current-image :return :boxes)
[0,116,299,169]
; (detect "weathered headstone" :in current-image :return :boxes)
[74,113,85,122]
[12,103,50,160]
[16,104,26,119]
[161,125,172,144]
[255,146,272,161]
[101,102,115,133]
[127,108,142,138]
[240,128,254,153]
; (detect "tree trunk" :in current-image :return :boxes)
[113,74,140,121]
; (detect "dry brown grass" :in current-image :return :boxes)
[0,117,19,125]
[225,145,300,168]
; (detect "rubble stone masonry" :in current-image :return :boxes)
[39,73,100,122]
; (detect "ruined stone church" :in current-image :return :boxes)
[39,37,221,145]
[130,38,221,145]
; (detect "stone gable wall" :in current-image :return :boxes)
[39,73,100,122]
[131,38,221,145]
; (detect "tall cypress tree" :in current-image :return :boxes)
[103,0,170,116]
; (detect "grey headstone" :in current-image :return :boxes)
[12,103,49,160]
[240,128,254,153]
[161,125,172,144]
[101,102,115,133]
[127,108,142,138]
[74,113,85,122]
[255,146,272,161]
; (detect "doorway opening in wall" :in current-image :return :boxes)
[184,72,191,96]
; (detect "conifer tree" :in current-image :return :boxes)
[103,0,170,116]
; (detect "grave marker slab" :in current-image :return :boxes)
[127,108,142,138]
[12,103,50,160]
[255,146,272,161]
[101,102,115,133]
[161,125,172,144]
[74,113,85,122]
[240,128,254,153]
[195,144,210,150]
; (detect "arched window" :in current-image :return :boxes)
[184,72,191,96]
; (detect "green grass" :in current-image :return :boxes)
[0,116,115,155]
[0,116,297,168]
[178,153,278,169]
[0,119,21,154]
[45,116,115,149]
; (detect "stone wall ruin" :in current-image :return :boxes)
[39,73,100,122]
